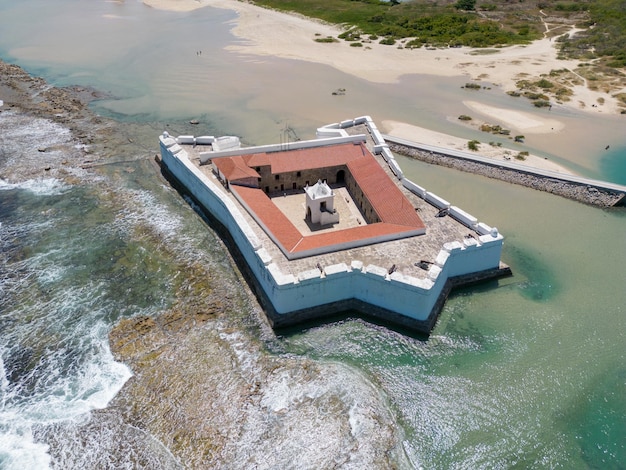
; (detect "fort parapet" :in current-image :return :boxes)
[159,116,511,334]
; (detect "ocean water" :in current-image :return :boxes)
[1,1,625,468]
[600,145,626,185]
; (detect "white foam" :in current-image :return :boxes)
[0,429,52,470]
[115,188,184,240]
[0,177,72,196]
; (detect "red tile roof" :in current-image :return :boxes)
[213,156,260,182]
[239,142,367,175]
[232,185,422,257]
[220,141,425,258]
[243,153,271,168]
[347,156,423,227]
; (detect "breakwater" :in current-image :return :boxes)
[385,136,626,208]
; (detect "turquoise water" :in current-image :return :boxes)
[1,1,625,468]
[282,158,626,467]
[600,145,626,184]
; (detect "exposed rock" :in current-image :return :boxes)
[390,143,624,207]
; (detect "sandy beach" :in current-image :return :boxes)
[383,120,573,174]
[143,0,623,175]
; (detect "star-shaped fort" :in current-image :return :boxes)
[159,116,510,334]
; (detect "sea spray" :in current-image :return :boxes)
[0,112,182,467]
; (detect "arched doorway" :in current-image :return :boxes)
[336,169,345,184]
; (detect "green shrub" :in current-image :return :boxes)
[455,0,476,11]
[315,36,338,43]
[464,82,482,90]
[533,100,552,108]
[468,140,480,151]
[524,92,548,100]
[536,78,554,89]
[338,29,361,41]
[458,115,473,121]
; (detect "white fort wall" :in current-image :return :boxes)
[159,116,503,325]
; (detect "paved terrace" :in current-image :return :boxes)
[181,129,478,281]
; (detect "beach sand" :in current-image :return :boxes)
[382,120,573,174]
[143,0,622,175]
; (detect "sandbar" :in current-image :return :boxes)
[143,0,624,113]
[382,120,573,174]
[143,0,624,175]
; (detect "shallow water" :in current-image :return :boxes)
[1,1,625,468]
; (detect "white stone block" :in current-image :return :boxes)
[402,179,426,197]
[169,144,183,154]
[435,250,450,267]
[382,148,394,162]
[162,137,177,148]
[325,263,349,276]
[389,159,403,178]
[425,192,450,209]
[256,248,272,266]
[463,237,479,248]
[340,119,354,128]
[475,222,492,235]
[449,206,478,227]
[479,232,503,243]
[371,130,384,145]
[176,135,195,145]
[428,265,442,280]
[298,268,322,282]
[444,241,463,252]
[365,264,388,278]
[351,260,364,272]
[196,136,215,145]
[267,263,295,286]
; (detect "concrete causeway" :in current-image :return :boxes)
[385,135,626,207]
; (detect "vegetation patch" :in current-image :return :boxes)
[533,100,552,108]
[468,48,501,55]
[468,139,480,151]
[479,123,510,135]
[252,0,624,104]
[463,82,482,90]
[251,0,546,48]
[315,36,338,43]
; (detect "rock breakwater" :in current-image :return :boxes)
[390,143,625,208]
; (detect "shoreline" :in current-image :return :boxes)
[144,0,625,111]
[381,120,573,174]
[141,0,625,177]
